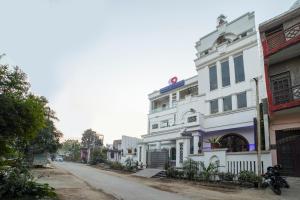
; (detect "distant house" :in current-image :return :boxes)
[107,136,141,164]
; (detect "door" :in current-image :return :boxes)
[147,149,169,169]
[276,130,300,177]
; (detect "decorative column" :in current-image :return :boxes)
[192,132,200,154]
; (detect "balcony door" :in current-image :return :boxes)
[271,72,292,105]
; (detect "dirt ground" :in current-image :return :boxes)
[32,166,116,200]
[33,163,297,200]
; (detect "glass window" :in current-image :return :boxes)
[220,134,249,152]
[160,120,169,128]
[237,92,247,108]
[209,65,218,90]
[234,55,245,83]
[221,60,230,87]
[152,124,158,129]
[187,116,197,123]
[223,96,232,111]
[210,99,219,114]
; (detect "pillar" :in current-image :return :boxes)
[192,132,200,154]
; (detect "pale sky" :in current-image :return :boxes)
[0,0,295,144]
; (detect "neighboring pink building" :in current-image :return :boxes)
[259,1,300,177]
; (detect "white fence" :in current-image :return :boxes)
[189,149,272,175]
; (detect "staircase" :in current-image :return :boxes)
[133,168,166,178]
[152,170,166,178]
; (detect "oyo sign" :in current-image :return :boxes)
[160,76,185,94]
[168,76,178,85]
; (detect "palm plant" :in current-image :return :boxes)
[205,136,221,149]
[199,161,218,181]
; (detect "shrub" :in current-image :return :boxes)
[238,171,261,185]
[0,165,57,199]
[199,161,218,181]
[166,167,177,178]
[183,158,199,180]
[218,172,235,181]
[124,158,137,171]
[109,161,124,170]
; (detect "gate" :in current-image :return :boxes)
[276,129,300,177]
[147,149,169,169]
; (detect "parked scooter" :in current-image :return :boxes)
[262,164,289,195]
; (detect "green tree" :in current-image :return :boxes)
[81,129,103,148]
[0,65,46,158]
[61,140,81,161]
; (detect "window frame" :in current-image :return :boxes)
[210,99,219,114]
[234,54,245,83]
[237,92,247,109]
[221,59,231,87]
[209,65,218,91]
[223,95,232,112]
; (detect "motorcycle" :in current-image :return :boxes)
[262,164,289,195]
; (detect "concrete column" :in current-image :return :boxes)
[169,93,172,107]
[232,94,237,110]
[216,61,222,89]
[192,132,200,154]
[183,137,191,160]
[228,56,235,84]
[156,142,161,150]
[218,98,223,112]
[263,114,270,150]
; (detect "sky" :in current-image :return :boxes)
[0,0,296,144]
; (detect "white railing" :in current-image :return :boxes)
[189,149,272,175]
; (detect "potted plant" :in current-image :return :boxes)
[205,136,221,149]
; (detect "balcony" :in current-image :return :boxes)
[271,84,300,111]
[264,23,300,57]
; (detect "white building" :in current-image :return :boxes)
[138,12,272,174]
[107,135,141,164]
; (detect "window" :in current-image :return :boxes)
[237,92,247,108]
[179,85,198,100]
[128,148,132,154]
[220,134,249,152]
[210,99,219,114]
[209,65,218,90]
[152,124,158,129]
[187,116,197,123]
[110,151,114,159]
[223,96,232,111]
[234,55,245,83]
[160,120,169,128]
[221,60,230,87]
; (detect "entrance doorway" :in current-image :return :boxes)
[276,129,300,177]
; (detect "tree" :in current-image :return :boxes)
[0,65,46,158]
[61,140,81,161]
[81,129,103,148]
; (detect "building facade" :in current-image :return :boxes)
[138,12,272,174]
[259,1,300,177]
[107,135,141,164]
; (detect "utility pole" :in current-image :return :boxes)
[254,77,262,187]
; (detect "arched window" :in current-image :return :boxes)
[220,133,249,152]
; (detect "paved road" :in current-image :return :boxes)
[55,162,191,200]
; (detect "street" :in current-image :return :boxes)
[52,162,299,200]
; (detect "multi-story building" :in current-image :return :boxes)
[259,1,300,177]
[138,12,272,174]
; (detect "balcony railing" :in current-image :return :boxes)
[266,23,300,54]
[272,84,300,105]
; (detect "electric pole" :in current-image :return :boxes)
[254,77,262,187]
